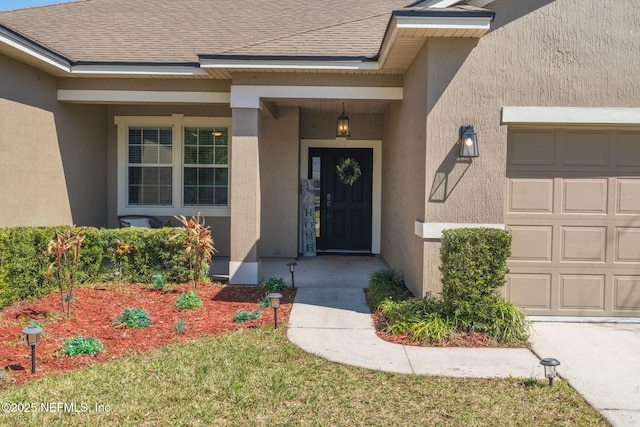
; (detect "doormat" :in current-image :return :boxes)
[323,255,372,261]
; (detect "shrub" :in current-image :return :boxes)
[0,226,194,308]
[262,277,289,292]
[175,292,203,310]
[258,295,271,309]
[62,336,104,356]
[45,226,86,318]
[151,273,167,291]
[233,310,261,322]
[171,214,216,292]
[367,268,409,311]
[175,318,186,334]
[114,307,151,328]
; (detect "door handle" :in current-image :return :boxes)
[327,193,332,208]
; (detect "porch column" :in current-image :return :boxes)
[229,108,262,284]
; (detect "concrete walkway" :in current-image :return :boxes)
[218,256,638,426]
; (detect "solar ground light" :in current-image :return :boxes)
[286,261,297,288]
[540,358,561,386]
[22,322,44,374]
[267,293,282,329]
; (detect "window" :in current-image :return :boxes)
[116,115,231,217]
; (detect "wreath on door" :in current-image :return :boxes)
[336,157,362,186]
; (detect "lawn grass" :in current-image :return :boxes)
[0,327,607,426]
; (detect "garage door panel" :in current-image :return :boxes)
[563,132,609,166]
[561,226,607,262]
[509,226,552,261]
[563,179,607,214]
[509,131,555,166]
[617,179,640,213]
[614,276,640,310]
[508,179,553,213]
[615,227,640,262]
[559,275,605,310]
[617,133,640,167]
[507,274,551,310]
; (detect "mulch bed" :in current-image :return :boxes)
[0,283,295,386]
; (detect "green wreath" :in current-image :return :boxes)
[336,157,362,186]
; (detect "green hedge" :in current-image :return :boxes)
[0,226,198,307]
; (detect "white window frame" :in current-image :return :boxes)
[115,114,231,217]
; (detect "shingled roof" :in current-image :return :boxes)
[0,0,410,63]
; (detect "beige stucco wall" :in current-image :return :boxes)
[259,107,300,258]
[0,54,107,227]
[380,43,430,297]
[412,0,640,295]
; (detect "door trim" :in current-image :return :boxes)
[300,139,381,254]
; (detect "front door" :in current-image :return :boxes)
[308,148,373,253]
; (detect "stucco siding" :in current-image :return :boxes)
[0,54,107,227]
[418,0,640,295]
[259,107,300,258]
[380,43,429,297]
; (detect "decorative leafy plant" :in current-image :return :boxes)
[62,336,104,356]
[151,273,166,291]
[258,295,271,309]
[109,239,131,290]
[262,277,290,292]
[233,310,261,322]
[45,226,86,319]
[114,307,151,328]
[171,213,217,292]
[174,318,186,334]
[175,292,203,310]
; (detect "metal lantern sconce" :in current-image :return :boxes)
[540,358,560,386]
[336,103,351,138]
[268,293,283,329]
[287,261,297,288]
[22,322,43,374]
[459,125,479,158]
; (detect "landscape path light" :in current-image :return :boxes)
[267,292,282,329]
[22,322,43,374]
[540,358,560,386]
[287,261,297,288]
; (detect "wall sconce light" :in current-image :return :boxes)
[22,322,43,374]
[287,261,297,288]
[267,292,282,329]
[336,103,351,138]
[459,125,479,158]
[540,358,560,386]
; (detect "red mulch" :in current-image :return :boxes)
[0,283,295,386]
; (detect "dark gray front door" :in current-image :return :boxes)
[308,148,373,253]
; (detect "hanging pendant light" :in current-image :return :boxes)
[336,103,351,138]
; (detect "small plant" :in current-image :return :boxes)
[109,239,132,291]
[114,307,151,328]
[258,295,271,309]
[171,213,217,292]
[175,292,203,310]
[62,336,104,356]
[174,318,186,334]
[151,273,166,291]
[45,226,86,319]
[233,310,261,322]
[262,277,290,292]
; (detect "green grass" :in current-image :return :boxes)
[0,328,606,426]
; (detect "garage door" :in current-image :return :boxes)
[505,129,640,317]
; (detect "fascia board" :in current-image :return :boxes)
[199,57,379,71]
[0,25,70,72]
[70,64,208,76]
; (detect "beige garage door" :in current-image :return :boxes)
[505,129,640,317]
